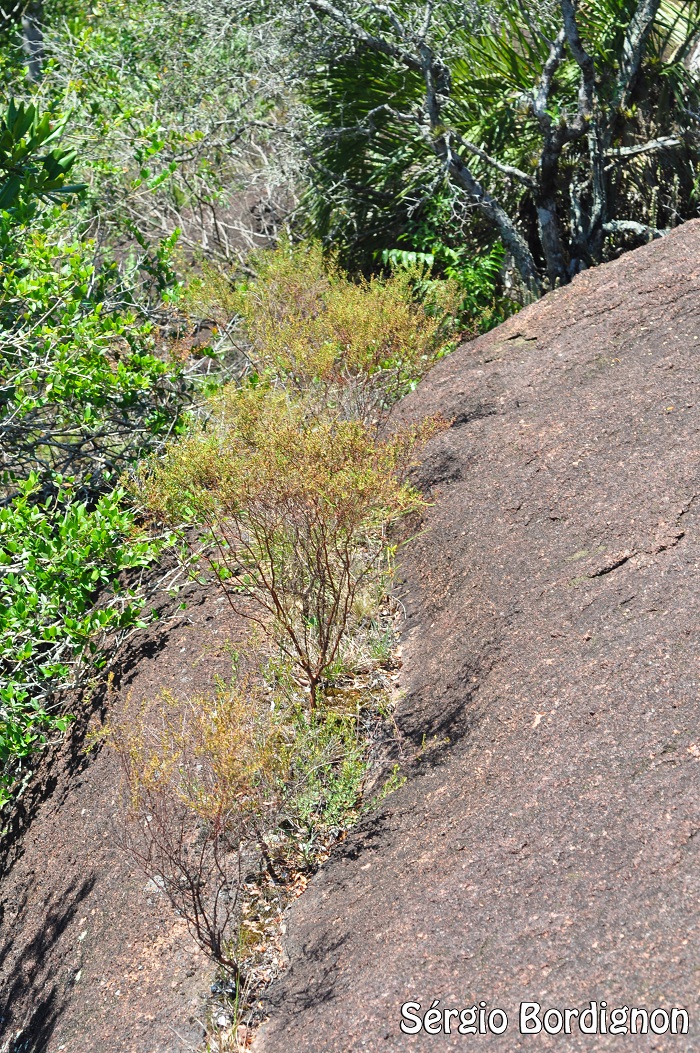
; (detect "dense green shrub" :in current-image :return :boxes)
[0,225,189,499]
[0,97,190,499]
[26,0,292,262]
[0,475,163,804]
[0,98,84,210]
[381,240,511,334]
[0,98,190,801]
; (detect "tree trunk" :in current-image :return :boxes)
[535,131,569,288]
[22,0,43,82]
[308,677,318,713]
[442,145,542,300]
[536,201,568,289]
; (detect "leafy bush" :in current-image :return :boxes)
[0,98,191,799]
[0,96,191,501]
[0,475,162,804]
[107,655,392,978]
[26,0,294,263]
[105,207,441,1000]
[382,241,511,334]
[189,238,459,423]
[0,98,84,211]
[0,226,189,499]
[136,383,436,708]
[285,708,370,846]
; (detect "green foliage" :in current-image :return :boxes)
[0,223,190,498]
[0,5,278,807]
[382,240,511,333]
[0,475,163,804]
[29,0,288,261]
[285,709,369,848]
[0,99,190,799]
[0,98,85,212]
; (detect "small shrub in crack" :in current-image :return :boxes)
[106,679,287,980]
[135,384,439,710]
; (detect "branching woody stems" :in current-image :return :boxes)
[110,684,285,977]
[205,497,388,712]
[605,136,682,160]
[122,795,245,978]
[137,387,439,711]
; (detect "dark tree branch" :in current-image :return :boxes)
[21,0,43,82]
[560,1,608,256]
[560,0,596,123]
[529,27,573,287]
[615,0,662,112]
[367,3,408,40]
[416,0,434,43]
[532,28,566,121]
[440,133,542,296]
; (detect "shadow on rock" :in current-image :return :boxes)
[0,875,96,1052]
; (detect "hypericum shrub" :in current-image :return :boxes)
[136,384,438,709]
[188,239,458,425]
[107,678,287,977]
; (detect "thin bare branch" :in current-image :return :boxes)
[308,0,423,71]
[603,218,667,239]
[605,135,681,159]
[559,0,596,121]
[453,132,537,189]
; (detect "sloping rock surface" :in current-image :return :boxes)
[256,221,700,1051]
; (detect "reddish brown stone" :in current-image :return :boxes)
[256,221,700,1051]
[4,220,700,1052]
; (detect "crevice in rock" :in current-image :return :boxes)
[587,552,637,578]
